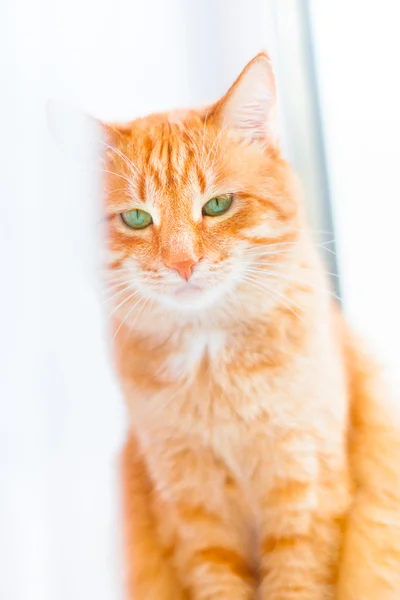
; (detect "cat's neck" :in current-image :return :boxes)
[113,278,325,386]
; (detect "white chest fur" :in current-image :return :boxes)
[158,329,226,382]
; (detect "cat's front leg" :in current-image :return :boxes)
[255,436,344,599]
[337,339,400,600]
[121,434,189,600]
[146,438,256,600]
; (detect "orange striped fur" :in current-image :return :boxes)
[105,54,400,599]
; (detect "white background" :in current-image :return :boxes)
[1,1,399,599]
[310,1,400,385]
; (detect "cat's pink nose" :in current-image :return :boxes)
[166,257,199,282]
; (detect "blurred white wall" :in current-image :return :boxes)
[1,1,126,599]
[311,1,400,385]
[1,1,277,599]
[45,0,275,119]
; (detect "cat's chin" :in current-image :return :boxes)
[154,282,225,312]
[173,283,203,298]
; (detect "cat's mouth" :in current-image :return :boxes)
[173,282,203,298]
[139,270,236,311]
[154,279,225,311]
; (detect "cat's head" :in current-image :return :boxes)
[105,53,301,320]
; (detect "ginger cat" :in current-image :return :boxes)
[103,53,400,599]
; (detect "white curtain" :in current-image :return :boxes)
[310,1,400,387]
[1,1,281,599]
[0,1,124,598]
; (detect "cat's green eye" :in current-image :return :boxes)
[121,209,153,230]
[202,194,233,217]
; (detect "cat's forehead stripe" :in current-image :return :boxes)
[144,123,203,198]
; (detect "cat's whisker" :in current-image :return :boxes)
[108,287,142,318]
[102,169,133,185]
[227,288,243,312]
[243,252,293,264]
[105,267,136,274]
[201,108,210,161]
[129,295,152,332]
[240,273,306,325]
[100,284,128,299]
[243,267,342,302]
[102,283,138,303]
[241,270,306,306]
[243,243,295,251]
[102,142,140,177]
[121,286,162,346]
[203,126,226,172]
[243,242,299,255]
[102,277,132,286]
[103,269,134,278]
[317,243,337,257]
[107,187,131,198]
[103,272,135,282]
[244,249,293,259]
[252,240,299,248]
[103,273,132,286]
[183,129,201,160]
[101,278,135,291]
[113,294,146,341]
[249,262,340,280]
[287,227,334,236]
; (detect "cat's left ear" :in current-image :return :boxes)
[214,52,277,146]
[46,99,108,167]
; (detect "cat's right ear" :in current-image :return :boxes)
[213,52,278,147]
[46,99,109,168]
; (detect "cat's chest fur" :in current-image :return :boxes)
[127,323,346,489]
[157,329,226,383]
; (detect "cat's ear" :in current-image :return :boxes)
[46,99,108,167]
[214,52,277,146]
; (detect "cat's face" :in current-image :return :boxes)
[105,54,299,317]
